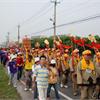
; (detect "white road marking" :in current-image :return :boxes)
[51,88,73,100]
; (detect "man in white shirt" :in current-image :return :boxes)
[32,57,40,100]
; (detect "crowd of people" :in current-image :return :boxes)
[0,46,100,100]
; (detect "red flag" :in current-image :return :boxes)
[54,40,63,49]
[92,42,100,49]
[63,44,72,49]
[71,37,85,47]
[54,39,72,50]
[77,43,84,47]
[85,42,100,49]
[85,44,93,49]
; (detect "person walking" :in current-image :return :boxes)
[8,55,17,88]
[47,59,60,100]
[32,57,40,100]
[24,50,34,91]
[69,49,80,96]
[77,50,97,100]
[93,52,100,99]
[16,52,24,81]
[33,55,49,100]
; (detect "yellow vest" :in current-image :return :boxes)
[81,58,95,70]
[96,57,100,63]
[48,67,58,84]
[25,51,34,70]
[25,60,34,70]
[63,60,69,69]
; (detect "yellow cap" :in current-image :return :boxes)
[82,50,91,55]
[64,54,68,58]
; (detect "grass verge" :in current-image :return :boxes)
[0,64,21,100]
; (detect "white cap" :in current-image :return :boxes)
[11,55,16,60]
[50,59,56,64]
[35,57,40,62]
[18,52,22,55]
[44,39,49,45]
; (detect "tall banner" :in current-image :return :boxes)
[22,36,31,50]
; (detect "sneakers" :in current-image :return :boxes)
[13,85,17,88]
[64,85,68,88]
[60,84,64,88]
[34,99,38,100]
[8,82,11,85]
[29,88,32,91]
[24,88,28,91]
[73,92,78,96]
[24,88,32,91]
[61,84,68,88]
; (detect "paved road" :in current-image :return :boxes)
[17,79,80,100]
[4,66,80,100]
[17,82,34,100]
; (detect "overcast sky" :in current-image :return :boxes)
[0,0,100,43]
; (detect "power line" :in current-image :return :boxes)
[27,0,95,36]
[56,0,99,25]
[30,14,100,35]
[20,5,53,38]
[8,0,100,40]
[57,14,100,28]
[23,5,53,28]
[21,0,89,28]
[57,0,90,15]
[20,2,51,26]
[9,0,92,33]
[20,5,53,36]
[9,2,52,41]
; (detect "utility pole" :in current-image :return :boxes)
[18,25,20,44]
[7,32,10,43]
[6,32,10,47]
[51,0,60,39]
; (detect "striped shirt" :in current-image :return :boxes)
[34,65,49,88]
